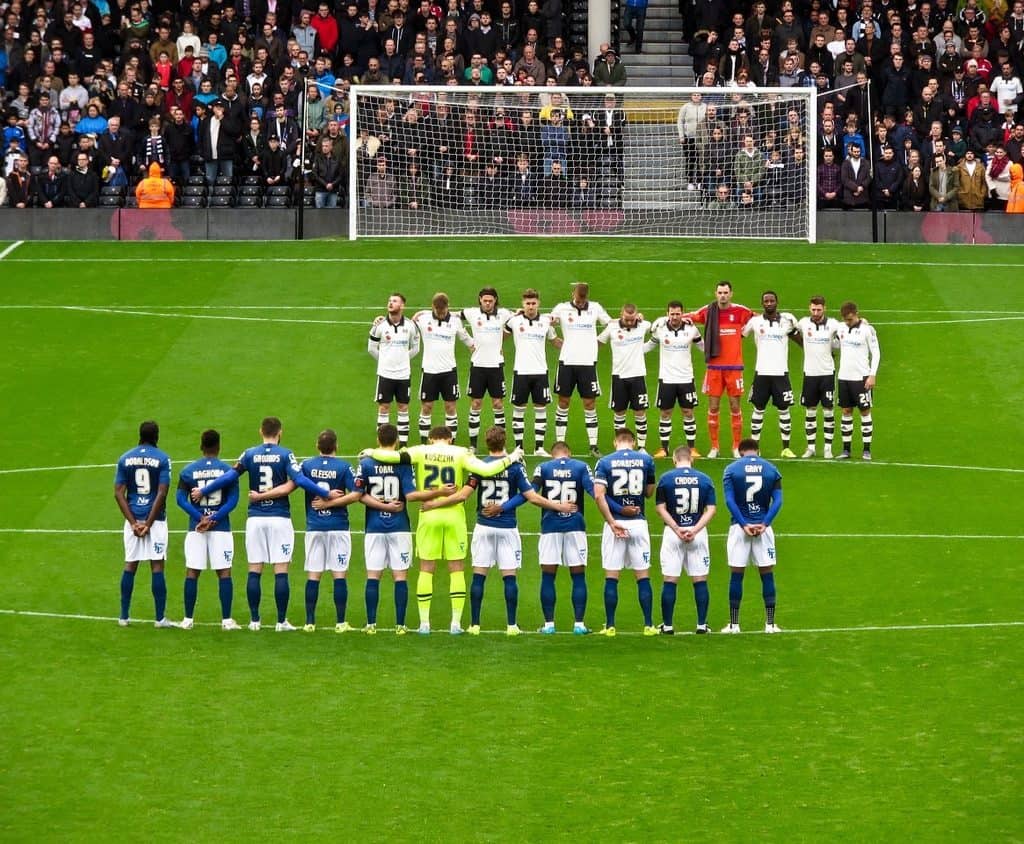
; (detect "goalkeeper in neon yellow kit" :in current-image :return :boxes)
[363,426,524,634]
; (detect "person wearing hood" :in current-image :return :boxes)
[1007,162,1024,213]
[135,162,175,208]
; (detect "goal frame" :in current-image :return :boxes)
[347,85,817,243]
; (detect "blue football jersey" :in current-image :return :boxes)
[594,448,657,518]
[655,467,716,528]
[115,445,172,520]
[469,458,533,529]
[302,456,356,531]
[177,456,238,532]
[722,456,782,525]
[236,443,302,518]
[356,457,416,534]
[532,458,593,533]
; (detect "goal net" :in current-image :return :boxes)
[348,85,816,241]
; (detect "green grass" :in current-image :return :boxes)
[0,239,1022,842]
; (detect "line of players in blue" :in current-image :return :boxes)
[115,418,783,635]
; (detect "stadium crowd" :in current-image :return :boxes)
[1,0,1023,211]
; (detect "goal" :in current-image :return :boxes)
[348,85,817,241]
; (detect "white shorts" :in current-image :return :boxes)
[123,520,168,562]
[601,519,652,572]
[304,530,352,573]
[471,524,523,570]
[659,527,710,578]
[537,531,588,567]
[726,523,777,568]
[364,532,413,572]
[245,516,295,565]
[184,530,234,571]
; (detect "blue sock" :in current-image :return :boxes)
[503,575,518,626]
[119,570,135,620]
[693,581,709,626]
[246,571,261,622]
[184,577,198,618]
[333,578,348,623]
[637,578,653,626]
[218,576,233,619]
[394,580,408,625]
[761,571,776,625]
[729,570,744,625]
[470,572,486,625]
[570,571,587,623]
[661,581,677,627]
[365,578,380,624]
[305,580,320,625]
[151,571,167,621]
[540,571,557,623]
[603,577,618,627]
[274,572,289,624]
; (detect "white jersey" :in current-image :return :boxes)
[743,312,798,376]
[797,316,841,376]
[837,318,881,379]
[551,300,612,365]
[368,315,420,380]
[413,310,473,374]
[597,319,651,378]
[506,312,557,375]
[462,306,512,367]
[646,318,703,383]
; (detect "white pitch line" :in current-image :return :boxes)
[0,528,1019,540]
[0,241,24,260]
[873,316,1024,326]
[60,305,364,326]
[5,256,1024,270]
[0,607,1021,636]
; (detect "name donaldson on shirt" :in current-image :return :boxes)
[123,457,163,468]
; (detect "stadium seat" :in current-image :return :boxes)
[302,185,315,197]
[124,196,138,208]
[211,185,235,197]
[182,185,208,197]
[100,185,126,197]
[302,196,314,207]
[241,174,262,186]
[266,185,291,197]
[186,174,207,186]
[239,185,262,197]
[265,194,291,208]
[208,194,234,207]
[214,175,235,186]
[180,195,207,207]
[98,195,124,207]
[236,194,262,207]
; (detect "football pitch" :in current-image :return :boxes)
[1,238,1021,841]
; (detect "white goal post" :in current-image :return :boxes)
[348,85,816,242]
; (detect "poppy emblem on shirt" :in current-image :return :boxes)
[807,330,813,337]
[759,328,765,335]
[477,320,483,327]
[664,338,670,344]
[617,333,624,340]
[385,334,391,341]
[519,326,525,332]
[567,316,574,323]
[427,325,432,331]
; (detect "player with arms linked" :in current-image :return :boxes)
[721,438,784,634]
[191,417,338,632]
[114,420,174,627]
[176,428,241,630]
[654,445,717,634]
[593,428,658,637]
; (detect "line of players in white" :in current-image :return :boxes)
[114,418,785,636]
[367,283,882,462]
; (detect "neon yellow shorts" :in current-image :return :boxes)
[416,508,468,561]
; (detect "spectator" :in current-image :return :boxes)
[138,116,168,179]
[199,100,240,184]
[364,155,398,207]
[312,136,343,208]
[35,156,66,208]
[66,150,101,207]
[99,117,134,174]
[1007,163,1024,212]
[593,47,627,86]
[956,147,987,210]
[27,91,61,166]
[901,163,929,210]
[703,123,731,195]
[929,153,959,209]
[135,161,175,208]
[986,144,1012,209]
[541,158,568,208]
[622,0,649,53]
[733,133,763,199]
[873,144,904,208]
[677,92,707,191]
[6,155,33,207]
[403,161,433,210]
[841,142,871,207]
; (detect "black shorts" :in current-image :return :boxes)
[838,377,872,410]
[467,365,506,399]
[511,372,551,406]
[800,374,835,409]
[610,375,649,412]
[749,374,794,410]
[420,369,460,402]
[656,380,698,410]
[554,363,600,399]
[376,376,410,405]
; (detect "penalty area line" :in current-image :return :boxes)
[0,608,1021,636]
[0,241,24,260]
